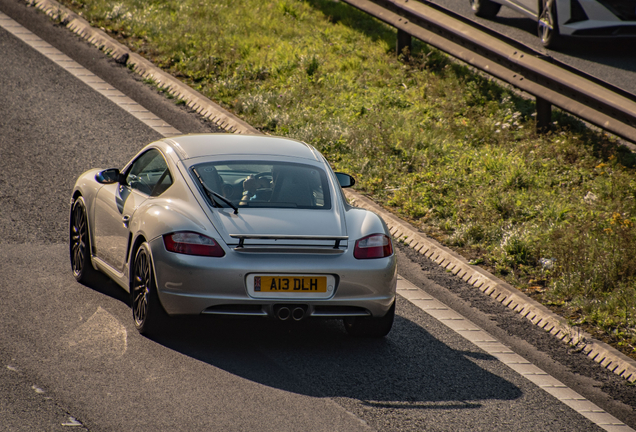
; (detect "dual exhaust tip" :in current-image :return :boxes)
[275,305,307,321]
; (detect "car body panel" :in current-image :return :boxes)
[214,208,347,244]
[94,183,145,271]
[70,134,397,320]
[507,0,536,17]
[149,236,397,316]
[163,134,322,161]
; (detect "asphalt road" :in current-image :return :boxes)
[0,1,633,430]
[426,0,636,95]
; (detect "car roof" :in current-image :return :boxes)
[163,134,321,162]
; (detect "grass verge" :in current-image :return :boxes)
[53,0,636,359]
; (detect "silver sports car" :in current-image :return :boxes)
[69,134,397,337]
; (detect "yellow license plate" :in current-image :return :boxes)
[255,276,327,293]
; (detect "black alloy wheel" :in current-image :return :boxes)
[131,243,166,335]
[344,301,396,338]
[70,197,96,283]
[469,0,501,18]
[538,0,560,48]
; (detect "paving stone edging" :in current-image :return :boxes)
[30,0,259,135]
[344,190,636,383]
[28,0,636,384]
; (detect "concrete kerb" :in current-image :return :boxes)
[29,0,636,384]
[343,189,636,384]
[32,0,260,136]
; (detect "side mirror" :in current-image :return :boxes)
[96,168,123,184]
[335,172,356,188]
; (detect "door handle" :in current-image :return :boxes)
[122,215,130,228]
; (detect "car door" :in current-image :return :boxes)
[93,148,172,272]
[507,0,539,17]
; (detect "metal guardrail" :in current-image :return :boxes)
[342,0,636,143]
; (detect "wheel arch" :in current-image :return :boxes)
[128,235,171,318]
[345,207,392,241]
[128,233,148,288]
[69,193,100,280]
[70,193,97,260]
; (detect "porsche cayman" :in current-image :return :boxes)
[69,134,397,337]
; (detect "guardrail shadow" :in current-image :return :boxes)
[146,311,522,409]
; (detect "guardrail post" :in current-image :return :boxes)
[397,29,411,60]
[536,97,552,134]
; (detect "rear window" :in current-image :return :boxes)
[191,161,331,210]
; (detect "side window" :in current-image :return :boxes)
[126,149,172,196]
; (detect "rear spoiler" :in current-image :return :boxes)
[229,234,348,254]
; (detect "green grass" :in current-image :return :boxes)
[57,0,636,357]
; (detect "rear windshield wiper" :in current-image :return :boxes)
[192,169,238,214]
[205,184,239,214]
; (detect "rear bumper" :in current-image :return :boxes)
[149,237,397,318]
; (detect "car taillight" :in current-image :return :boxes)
[354,234,393,259]
[163,232,225,257]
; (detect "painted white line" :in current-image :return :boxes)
[31,385,45,394]
[0,11,181,137]
[29,0,259,135]
[1,10,633,432]
[61,416,83,427]
[397,276,634,432]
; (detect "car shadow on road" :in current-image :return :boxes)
[77,271,523,408]
[491,16,537,37]
[80,269,131,306]
[146,301,522,409]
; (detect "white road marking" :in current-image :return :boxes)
[348,189,636,384]
[397,276,634,432]
[61,416,83,427]
[31,385,45,394]
[0,11,633,432]
[0,11,180,137]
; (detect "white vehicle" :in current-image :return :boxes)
[70,134,397,338]
[469,0,636,47]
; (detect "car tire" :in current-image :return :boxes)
[469,0,501,18]
[344,301,395,338]
[69,197,97,283]
[538,0,560,48]
[131,243,167,336]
